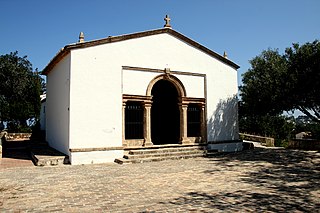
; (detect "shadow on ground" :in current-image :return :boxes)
[2,140,32,161]
[164,148,320,211]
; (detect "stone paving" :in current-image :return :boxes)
[1,147,319,212]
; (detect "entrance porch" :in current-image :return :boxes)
[122,74,206,148]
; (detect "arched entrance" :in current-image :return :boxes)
[123,70,206,147]
[151,80,180,144]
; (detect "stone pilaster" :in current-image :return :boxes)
[179,103,191,144]
[200,104,206,143]
[143,101,153,146]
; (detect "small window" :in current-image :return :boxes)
[187,104,201,137]
[125,102,144,139]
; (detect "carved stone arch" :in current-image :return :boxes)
[146,74,186,97]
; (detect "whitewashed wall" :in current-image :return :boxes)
[69,33,238,148]
[40,101,46,131]
[70,150,123,165]
[48,32,239,164]
[206,65,239,142]
[122,69,205,98]
[46,55,70,155]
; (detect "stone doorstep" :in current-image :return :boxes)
[115,153,206,164]
[30,146,69,166]
[115,146,218,164]
[128,146,206,155]
[124,150,206,159]
[124,143,206,149]
[31,152,68,166]
[32,155,66,166]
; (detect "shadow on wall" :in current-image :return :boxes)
[207,96,239,142]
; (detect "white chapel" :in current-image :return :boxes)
[42,16,242,165]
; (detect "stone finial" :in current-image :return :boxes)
[164,68,171,75]
[78,32,85,43]
[223,51,228,58]
[164,15,172,28]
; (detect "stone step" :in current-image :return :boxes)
[30,146,69,166]
[124,149,206,159]
[115,153,206,164]
[114,145,218,164]
[128,146,205,155]
[32,155,66,166]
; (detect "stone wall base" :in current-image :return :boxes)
[69,149,124,165]
[207,140,243,152]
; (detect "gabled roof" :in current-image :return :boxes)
[42,28,239,75]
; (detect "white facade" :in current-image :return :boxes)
[39,94,46,131]
[43,28,240,165]
[46,55,71,155]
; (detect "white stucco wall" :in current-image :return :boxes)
[69,33,238,148]
[48,32,239,164]
[207,141,243,152]
[122,69,205,98]
[176,74,205,98]
[68,48,123,150]
[206,65,239,142]
[40,101,46,131]
[70,150,124,165]
[46,55,70,155]
[122,70,158,95]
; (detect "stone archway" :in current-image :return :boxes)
[151,80,180,144]
[146,74,186,97]
[123,71,206,147]
[146,74,190,145]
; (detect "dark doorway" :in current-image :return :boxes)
[151,80,180,145]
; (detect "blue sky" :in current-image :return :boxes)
[1,0,319,85]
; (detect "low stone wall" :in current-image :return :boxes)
[4,133,32,141]
[287,139,320,151]
[240,133,275,147]
[0,132,32,158]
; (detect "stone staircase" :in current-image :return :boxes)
[115,145,215,164]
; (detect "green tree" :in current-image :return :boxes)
[240,40,320,123]
[240,49,289,117]
[0,51,42,132]
[239,40,320,143]
[285,40,320,122]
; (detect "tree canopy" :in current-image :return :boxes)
[240,40,320,123]
[0,51,42,132]
[285,40,320,122]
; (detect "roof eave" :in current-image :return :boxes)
[41,28,239,75]
[167,30,240,69]
[42,47,70,75]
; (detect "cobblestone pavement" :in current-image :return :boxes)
[1,147,320,212]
